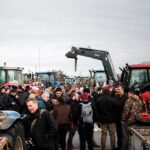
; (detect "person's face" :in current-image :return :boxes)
[27,101,38,114]
[1,88,5,93]
[5,89,10,94]
[97,89,102,94]
[11,92,16,96]
[128,92,133,98]
[55,91,62,98]
[115,86,124,95]
[17,89,22,92]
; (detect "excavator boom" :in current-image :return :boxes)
[65,46,118,83]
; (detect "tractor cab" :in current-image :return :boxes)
[0,66,24,88]
[120,64,150,93]
[35,71,57,88]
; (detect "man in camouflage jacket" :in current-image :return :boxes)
[120,88,143,150]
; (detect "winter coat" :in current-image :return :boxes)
[96,94,118,124]
[37,97,53,111]
[1,94,19,111]
[122,95,143,125]
[0,93,7,110]
[67,99,80,126]
[17,91,28,113]
[30,109,58,150]
[114,93,128,121]
[52,102,71,125]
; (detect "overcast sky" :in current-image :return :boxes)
[0,0,150,76]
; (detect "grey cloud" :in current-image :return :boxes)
[0,0,150,75]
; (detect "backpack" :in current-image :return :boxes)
[80,102,93,123]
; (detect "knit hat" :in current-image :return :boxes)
[80,93,89,101]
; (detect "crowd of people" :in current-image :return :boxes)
[0,82,144,150]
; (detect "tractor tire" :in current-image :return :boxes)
[0,121,26,150]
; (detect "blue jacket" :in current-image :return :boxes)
[37,97,46,109]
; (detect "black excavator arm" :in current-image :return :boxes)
[65,46,118,83]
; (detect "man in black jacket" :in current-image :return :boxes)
[26,97,58,150]
[96,87,118,150]
[113,85,128,150]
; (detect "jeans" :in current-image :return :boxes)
[120,121,129,150]
[116,120,122,148]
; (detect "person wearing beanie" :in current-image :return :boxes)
[80,92,89,101]
[77,90,98,150]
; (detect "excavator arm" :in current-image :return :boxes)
[65,46,118,83]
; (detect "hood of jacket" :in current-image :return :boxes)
[130,94,140,102]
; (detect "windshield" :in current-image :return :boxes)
[7,70,24,84]
[95,72,107,82]
[37,74,55,82]
[94,71,107,86]
[129,69,150,88]
[37,73,56,87]
[65,78,75,84]
[0,70,6,85]
[38,74,49,81]
[50,74,55,82]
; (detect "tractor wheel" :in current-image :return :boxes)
[0,121,26,150]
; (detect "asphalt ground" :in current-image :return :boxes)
[66,125,112,150]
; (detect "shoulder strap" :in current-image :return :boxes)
[30,117,38,133]
[30,109,46,132]
[39,109,46,116]
[80,102,91,106]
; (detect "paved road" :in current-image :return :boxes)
[69,127,112,150]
